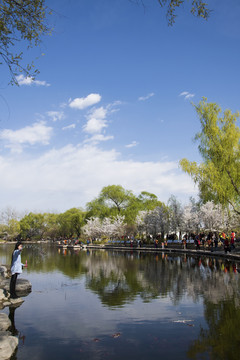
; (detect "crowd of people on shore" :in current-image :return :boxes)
[56,231,238,255]
[182,231,237,253]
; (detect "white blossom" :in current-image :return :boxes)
[82,215,126,239]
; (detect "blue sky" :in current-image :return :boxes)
[0,0,239,213]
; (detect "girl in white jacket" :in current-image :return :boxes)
[10,241,25,299]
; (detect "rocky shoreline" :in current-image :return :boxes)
[0,265,32,360]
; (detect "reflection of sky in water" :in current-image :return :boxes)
[7,271,205,360]
[14,271,204,341]
[1,245,240,360]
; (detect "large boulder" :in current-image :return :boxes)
[0,333,18,360]
[1,279,32,297]
[0,266,8,279]
[0,289,9,309]
[0,314,10,331]
[0,314,18,360]
[0,266,30,308]
[9,298,24,307]
[0,289,8,303]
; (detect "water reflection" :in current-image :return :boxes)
[188,298,240,360]
[59,249,240,308]
[8,306,26,344]
[1,244,240,359]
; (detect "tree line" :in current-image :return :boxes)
[0,186,164,241]
[0,188,239,242]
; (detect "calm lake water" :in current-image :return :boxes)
[1,244,240,360]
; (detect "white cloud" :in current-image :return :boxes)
[47,111,65,122]
[69,93,101,110]
[125,141,139,148]
[83,106,108,134]
[138,93,155,101]
[0,144,197,212]
[0,121,53,153]
[84,134,114,144]
[109,100,123,107]
[83,117,107,134]
[91,107,107,119]
[16,75,50,87]
[179,91,195,100]
[62,124,76,130]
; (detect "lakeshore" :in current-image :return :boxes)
[2,239,240,262]
[56,242,240,262]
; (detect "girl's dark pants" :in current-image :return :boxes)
[10,273,18,297]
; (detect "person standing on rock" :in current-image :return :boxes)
[10,241,25,299]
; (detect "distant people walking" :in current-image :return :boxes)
[213,233,218,249]
[231,231,235,250]
[224,237,231,254]
[195,235,200,250]
[182,238,187,249]
[221,232,226,242]
[10,241,25,299]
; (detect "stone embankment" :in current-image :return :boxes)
[83,243,240,261]
[0,313,18,360]
[0,265,32,360]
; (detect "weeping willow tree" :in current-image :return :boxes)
[132,0,210,25]
[0,0,51,84]
[1,0,211,84]
[180,98,240,214]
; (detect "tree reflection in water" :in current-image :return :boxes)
[83,251,240,359]
[188,294,240,360]
[83,252,240,308]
